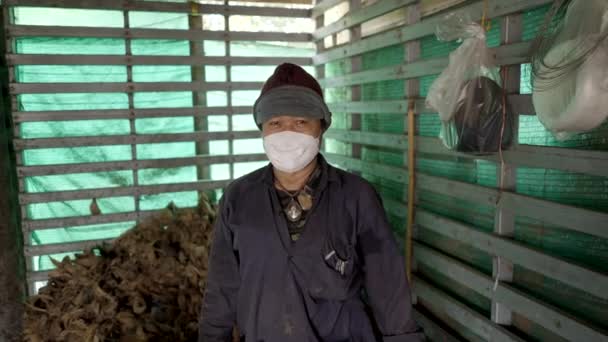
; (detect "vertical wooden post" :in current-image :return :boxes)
[0,4,25,340]
[224,0,234,181]
[492,13,522,326]
[124,10,139,217]
[314,1,326,152]
[349,0,361,161]
[189,2,210,184]
[404,3,421,285]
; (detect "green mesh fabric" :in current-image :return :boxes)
[11,7,314,281]
[324,58,353,156]
[323,4,608,339]
[9,3,608,335]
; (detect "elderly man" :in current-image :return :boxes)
[199,63,422,342]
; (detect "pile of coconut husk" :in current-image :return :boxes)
[23,195,225,342]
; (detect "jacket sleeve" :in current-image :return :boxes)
[356,182,424,342]
[199,196,240,342]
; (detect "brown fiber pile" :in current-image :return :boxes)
[23,196,222,342]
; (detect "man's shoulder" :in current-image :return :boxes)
[222,165,269,200]
[327,162,376,194]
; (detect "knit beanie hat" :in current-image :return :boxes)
[253,63,332,130]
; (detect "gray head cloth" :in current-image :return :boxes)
[253,85,332,129]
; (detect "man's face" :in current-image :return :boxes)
[262,115,323,138]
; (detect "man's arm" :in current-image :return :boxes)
[199,197,240,342]
[356,182,424,342]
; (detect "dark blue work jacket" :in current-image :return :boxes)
[199,154,422,342]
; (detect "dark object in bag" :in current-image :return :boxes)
[451,76,514,154]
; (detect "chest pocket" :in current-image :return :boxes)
[308,189,360,300]
[322,236,355,277]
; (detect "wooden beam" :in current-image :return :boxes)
[327,131,608,179]
[491,11,523,327]
[12,106,254,123]
[317,41,531,87]
[24,211,146,232]
[7,25,312,42]
[414,243,608,341]
[312,0,416,40]
[416,136,608,178]
[327,95,534,115]
[311,0,344,18]
[349,0,363,169]
[420,0,467,16]
[17,154,267,177]
[19,179,232,204]
[416,209,608,301]
[414,277,525,342]
[5,0,312,17]
[24,238,115,257]
[0,5,24,339]
[10,81,264,94]
[13,130,261,150]
[313,0,552,65]
[325,153,608,239]
[7,54,313,66]
[413,308,464,342]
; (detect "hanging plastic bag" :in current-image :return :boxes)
[531,0,608,139]
[426,13,513,153]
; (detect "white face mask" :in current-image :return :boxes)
[263,131,320,173]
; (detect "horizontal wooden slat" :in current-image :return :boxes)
[328,100,413,113]
[318,41,530,88]
[12,106,254,123]
[313,0,551,65]
[325,129,407,149]
[325,130,608,178]
[12,96,531,123]
[22,196,226,230]
[5,0,312,18]
[18,153,268,176]
[416,136,608,178]
[312,0,471,20]
[512,143,608,176]
[413,308,464,342]
[24,238,115,257]
[312,0,417,40]
[13,130,261,149]
[414,277,524,342]
[7,25,312,42]
[311,0,344,18]
[420,0,467,17]
[24,211,142,232]
[325,152,409,184]
[414,243,608,342]
[326,153,608,239]
[418,173,608,239]
[19,179,232,204]
[319,56,447,87]
[10,81,263,94]
[27,270,50,283]
[7,54,313,66]
[416,209,608,300]
[328,95,534,115]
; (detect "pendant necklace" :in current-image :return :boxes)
[275,171,316,222]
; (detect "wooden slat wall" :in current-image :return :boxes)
[3,0,313,291]
[313,0,608,341]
